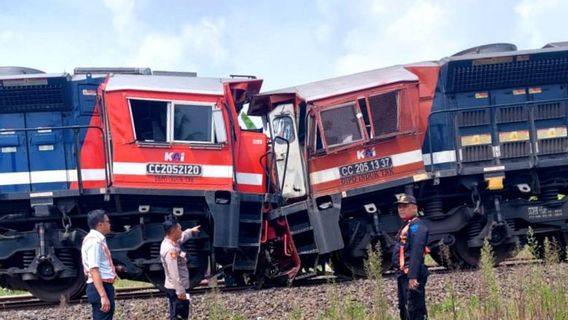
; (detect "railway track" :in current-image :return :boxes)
[0,258,542,312]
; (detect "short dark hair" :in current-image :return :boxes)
[163,219,180,235]
[87,209,107,230]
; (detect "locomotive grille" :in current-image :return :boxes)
[56,249,76,267]
[22,251,35,268]
[500,141,531,159]
[0,84,67,113]
[534,102,565,120]
[447,55,568,92]
[458,109,489,127]
[538,137,568,155]
[149,242,161,259]
[461,145,493,162]
[497,105,528,123]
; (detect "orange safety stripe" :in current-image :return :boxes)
[398,220,412,274]
[398,218,429,275]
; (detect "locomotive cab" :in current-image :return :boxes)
[0,69,272,302]
[250,64,441,279]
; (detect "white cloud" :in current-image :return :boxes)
[0,30,15,42]
[128,18,228,71]
[514,0,568,48]
[334,0,460,75]
[102,0,137,43]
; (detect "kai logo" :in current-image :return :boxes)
[356,147,376,160]
[164,152,185,162]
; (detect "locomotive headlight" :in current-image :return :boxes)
[536,127,567,140]
[461,134,492,146]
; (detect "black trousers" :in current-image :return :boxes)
[86,282,115,320]
[166,288,191,320]
[397,274,428,320]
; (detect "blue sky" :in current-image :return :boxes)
[1,0,567,90]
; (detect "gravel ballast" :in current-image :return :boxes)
[0,264,557,319]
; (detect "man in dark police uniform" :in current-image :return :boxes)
[392,193,429,320]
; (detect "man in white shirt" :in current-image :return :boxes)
[81,209,117,320]
[160,219,200,320]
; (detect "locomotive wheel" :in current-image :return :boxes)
[428,247,451,268]
[450,231,516,268]
[331,242,392,279]
[0,275,26,291]
[331,252,366,278]
[23,274,86,302]
[145,253,209,291]
[331,217,392,278]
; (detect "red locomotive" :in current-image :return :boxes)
[2,41,568,301]
[251,42,568,279]
[0,67,271,301]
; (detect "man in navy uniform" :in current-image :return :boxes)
[392,193,429,320]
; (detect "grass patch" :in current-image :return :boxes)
[113,279,152,289]
[0,287,28,297]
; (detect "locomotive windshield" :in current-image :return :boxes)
[272,116,295,144]
[320,102,363,147]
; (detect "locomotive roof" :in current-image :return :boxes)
[0,72,69,81]
[443,44,568,63]
[259,65,425,103]
[104,74,245,95]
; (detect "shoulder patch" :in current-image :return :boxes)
[169,250,177,259]
[410,224,419,233]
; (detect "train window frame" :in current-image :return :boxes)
[129,98,169,143]
[171,102,216,144]
[128,97,226,146]
[319,101,364,149]
[272,115,295,144]
[307,111,325,156]
[364,90,401,139]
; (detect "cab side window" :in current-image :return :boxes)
[173,104,213,142]
[130,99,223,144]
[130,99,168,143]
[320,102,362,147]
[368,90,400,137]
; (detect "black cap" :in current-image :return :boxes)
[395,193,416,204]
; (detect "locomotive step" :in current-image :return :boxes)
[239,237,260,247]
[296,245,318,255]
[290,222,314,235]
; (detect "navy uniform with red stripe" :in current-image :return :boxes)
[392,194,429,320]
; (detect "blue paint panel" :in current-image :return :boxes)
[26,112,67,191]
[0,74,106,195]
[62,78,105,178]
[0,113,30,192]
[453,92,490,108]
[423,79,459,171]
[530,84,568,101]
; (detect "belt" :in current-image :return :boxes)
[102,279,115,285]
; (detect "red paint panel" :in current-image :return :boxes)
[70,100,107,189]
[235,131,267,194]
[104,89,235,191]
